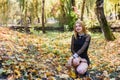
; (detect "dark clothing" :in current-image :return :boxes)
[71,34,91,65]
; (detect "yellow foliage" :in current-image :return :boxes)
[68,69,76,79]
[109,0,120,4]
[56,65,62,72]
[0,27,120,79]
[47,53,55,58]
[35,78,42,80]
[14,70,21,78]
[46,72,54,77]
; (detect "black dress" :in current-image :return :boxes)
[71,34,91,65]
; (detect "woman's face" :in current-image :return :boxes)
[75,23,83,33]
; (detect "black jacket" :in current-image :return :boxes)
[71,34,91,65]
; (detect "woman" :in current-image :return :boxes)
[66,20,91,78]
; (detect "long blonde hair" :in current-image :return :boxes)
[73,20,87,39]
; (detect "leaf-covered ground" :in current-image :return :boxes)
[0,27,120,80]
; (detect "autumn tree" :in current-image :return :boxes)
[33,0,40,23]
[0,0,9,25]
[95,0,115,41]
[80,0,86,21]
[17,0,29,27]
[71,0,75,10]
[42,0,45,33]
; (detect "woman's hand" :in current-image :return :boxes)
[72,57,81,67]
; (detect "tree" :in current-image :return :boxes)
[0,0,9,25]
[109,0,120,19]
[71,0,75,10]
[95,0,115,41]
[17,0,28,26]
[33,0,40,23]
[80,0,86,21]
[42,0,46,33]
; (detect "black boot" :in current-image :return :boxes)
[78,71,89,78]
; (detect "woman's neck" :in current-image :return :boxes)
[78,32,84,34]
[78,32,84,36]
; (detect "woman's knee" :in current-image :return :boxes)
[76,63,88,75]
[76,68,86,74]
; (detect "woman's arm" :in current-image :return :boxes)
[71,35,76,54]
[77,34,91,55]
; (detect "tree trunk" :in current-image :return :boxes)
[24,1,28,27]
[86,5,89,18]
[71,0,75,10]
[59,0,66,27]
[81,0,86,21]
[42,0,46,33]
[115,4,118,20]
[118,11,120,20]
[38,17,40,23]
[95,0,115,41]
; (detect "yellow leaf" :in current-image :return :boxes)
[14,69,21,78]
[68,70,76,79]
[48,76,56,80]
[56,65,62,72]
[46,72,54,77]
[35,78,42,80]
[47,53,55,58]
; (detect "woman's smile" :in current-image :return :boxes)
[75,23,82,33]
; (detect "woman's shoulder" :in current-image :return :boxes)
[85,34,91,38]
